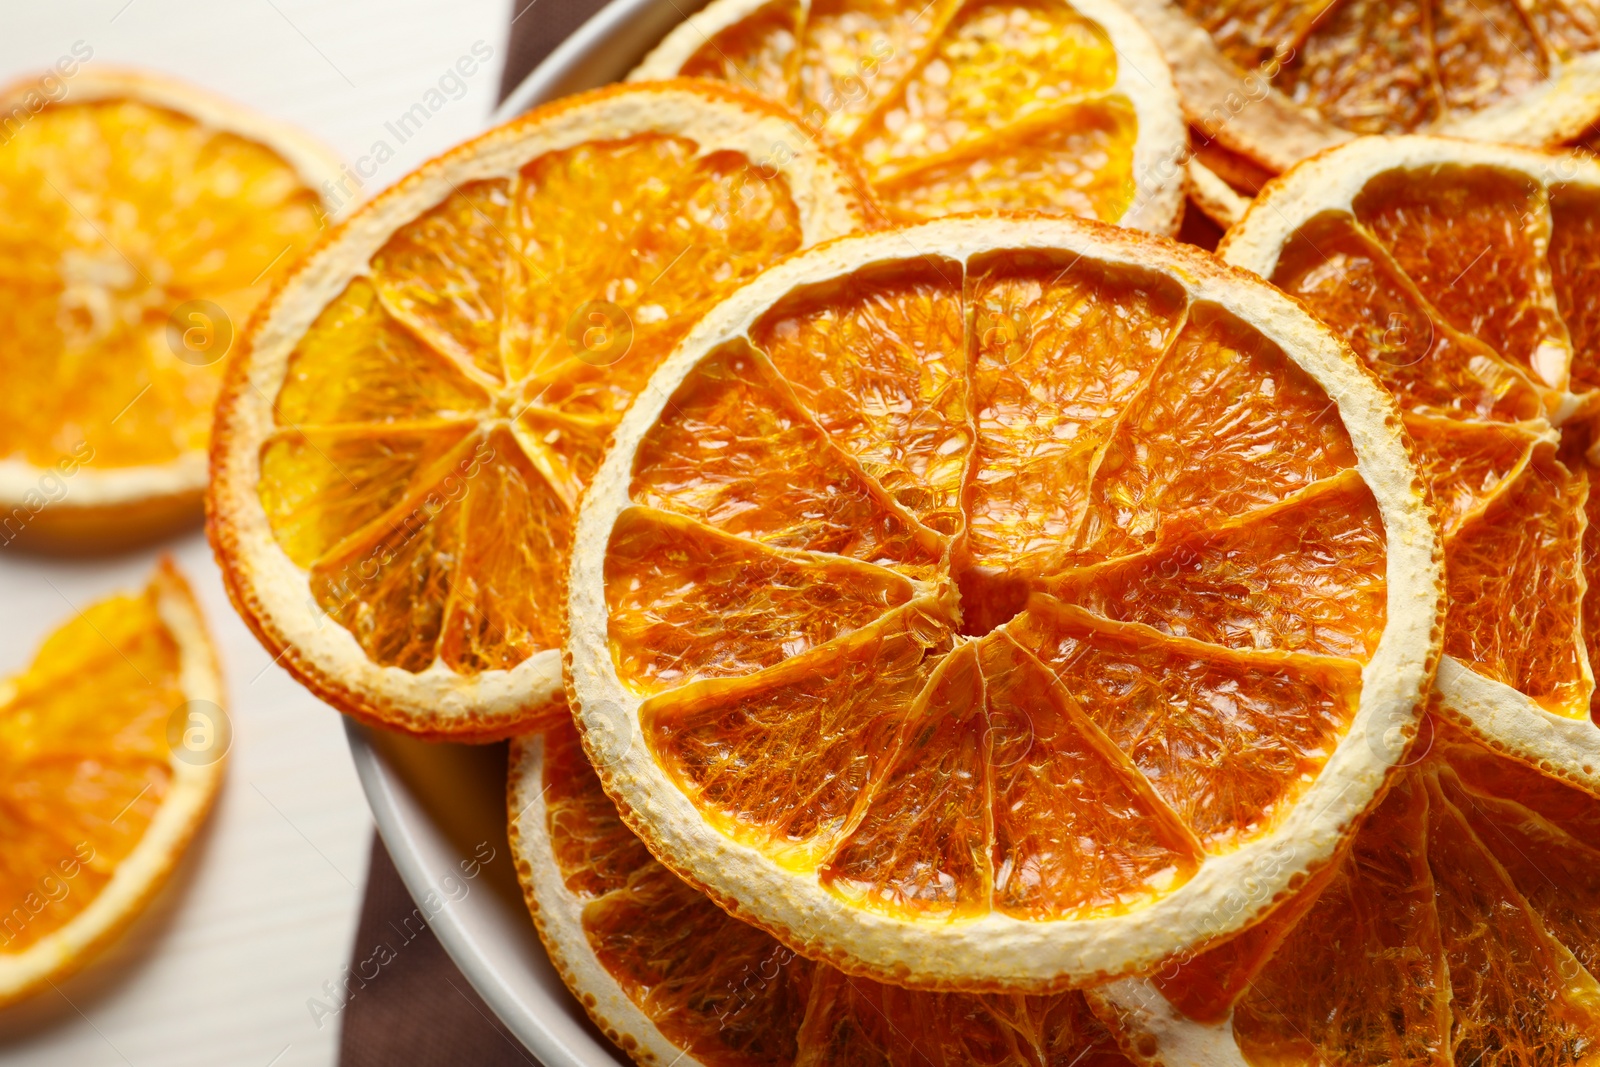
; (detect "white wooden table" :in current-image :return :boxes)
[0,3,510,1063]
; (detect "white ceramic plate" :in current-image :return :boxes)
[344,1,706,1060]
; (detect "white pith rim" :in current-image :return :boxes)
[565,214,1443,991]
[208,81,875,738]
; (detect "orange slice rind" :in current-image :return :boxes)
[207,80,878,741]
[509,718,1137,1066]
[0,68,337,552]
[0,560,226,1005]
[564,214,1444,991]
[1093,718,1600,1065]
[630,0,1187,232]
[1220,135,1600,797]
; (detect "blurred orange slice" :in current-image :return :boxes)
[207,81,877,741]
[0,560,225,1006]
[0,69,336,551]
[1221,136,1600,797]
[563,216,1443,990]
[1095,718,1600,1065]
[1122,0,1600,176]
[510,718,1136,1067]
[631,0,1187,231]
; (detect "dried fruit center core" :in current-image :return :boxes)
[953,558,1029,637]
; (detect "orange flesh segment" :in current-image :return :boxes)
[979,633,1202,920]
[1082,303,1360,559]
[0,98,321,467]
[821,643,995,919]
[1268,211,1543,422]
[539,719,1132,1065]
[1229,771,1451,1066]
[750,257,971,535]
[604,248,1383,923]
[794,0,949,140]
[681,0,800,102]
[874,99,1138,222]
[665,0,1143,224]
[1442,447,1592,716]
[1175,0,1591,134]
[605,506,916,694]
[1352,166,1570,389]
[1010,599,1362,852]
[1403,416,1542,538]
[964,254,1190,572]
[644,608,952,868]
[851,0,1118,178]
[628,343,945,575]
[262,134,804,676]
[1550,183,1600,392]
[0,584,180,953]
[1041,472,1387,660]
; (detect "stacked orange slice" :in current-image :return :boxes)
[1095,717,1600,1065]
[630,0,1187,231]
[563,215,1443,991]
[1222,136,1600,795]
[207,81,876,740]
[511,718,1136,1066]
[1120,0,1600,176]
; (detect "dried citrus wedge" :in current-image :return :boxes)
[630,0,1186,232]
[1221,136,1600,797]
[207,81,876,741]
[0,559,226,1006]
[510,718,1135,1067]
[1120,0,1600,177]
[1094,717,1600,1065]
[0,68,336,552]
[564,215,1443,991]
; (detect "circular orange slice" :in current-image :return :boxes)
[1120,0,1600,176]
[207,81,877,741]
[510,718,1136,1066]
[0,559,226,1005]
[1220,136,1600,797]
[0,68,337,552]
[564,215,1444,990]
[630,0,1187,231]
[1093,717,1600,1064]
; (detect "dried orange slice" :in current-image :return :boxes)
[630,0,1187,232]
[1121,0,1600,177]
[0,560,226,1006]
[510,718,1136,1067]
[564,215,1443,990]
[1094,717,1600,1065]
[0,68,336,552]
[207,81,876,741]
[1221,136,1600,797]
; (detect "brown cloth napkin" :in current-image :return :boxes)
[337,834,538,1067]
[339,15,614,1065]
